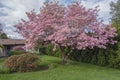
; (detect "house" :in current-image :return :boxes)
[0,39,25,57]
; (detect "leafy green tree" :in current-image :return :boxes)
[0,23,8,39]
[110,0,120,39]
[109,0,120,68]
[0,33,8,39]
[110,0,120,56]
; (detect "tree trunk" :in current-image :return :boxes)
[59,46,72,64]
[62,52,67,64]
[59,46,67,64]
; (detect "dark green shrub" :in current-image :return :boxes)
[45,44,54,56]
[97,49,106,66]
[108,56,120,69]
[45,44,61,57]
[8,50,26,56]
[108,44,120,69]
[0,45,5,50]
[68,46,120,68]
[39,47,46,54]
[2,53,39,72]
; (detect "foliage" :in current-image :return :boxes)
[8,50,26,56]
[104,0,120,69]
[0,45,5,57]
[45,44,61,57]
[44,45,119,67]
[0,24,8,39]
[0,33,8,39]
[110,0,120,25]
[110,0,120,40]
[2,55,19,72]
[0,45,5,50]
[39,47,46,54]
[15,1,117,62]
[68,43,120,68]
[108,42,120,69]
[2,53,39,72]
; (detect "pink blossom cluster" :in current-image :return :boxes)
[15,1,117,50]
[12,46,25,51]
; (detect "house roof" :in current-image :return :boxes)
[0,39,25,45]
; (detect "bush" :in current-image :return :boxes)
[2,55,19,72]
[68,43,120,69]
[8,50,26,56]
[108,56,120,69]
[45,44,61,57]
[108,43,120,69]
[2,53,39,72]
[0,45,5,50]
[39,47,46,54]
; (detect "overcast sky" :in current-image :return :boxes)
[0,0,117,39]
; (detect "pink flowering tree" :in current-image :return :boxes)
[15,1,117,63]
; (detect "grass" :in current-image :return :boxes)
[0,55,120,80]
[0,58,6,65]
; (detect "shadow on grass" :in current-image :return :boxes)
[37,65,49,71]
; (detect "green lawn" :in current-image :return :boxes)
[0,55,120,80]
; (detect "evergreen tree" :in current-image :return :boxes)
[110,0,120,39]
[0,23,8,39]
